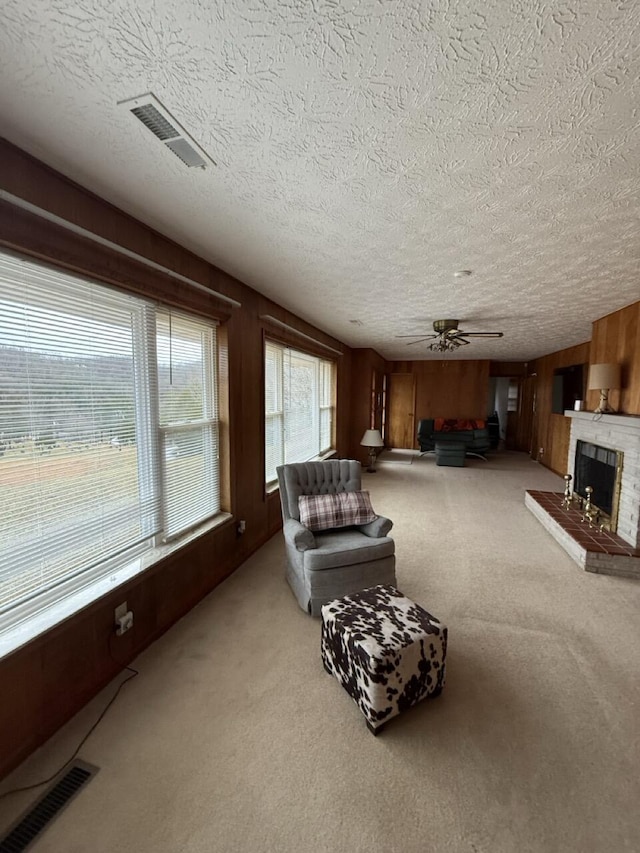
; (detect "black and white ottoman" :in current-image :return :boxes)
[321,585,447,734]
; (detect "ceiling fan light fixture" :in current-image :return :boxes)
[396,318,504,353]
[428,338,461,352]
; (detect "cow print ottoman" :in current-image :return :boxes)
[321,584,447,734]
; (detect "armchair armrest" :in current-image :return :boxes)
[283,518,316,551]
[358,515,393,538]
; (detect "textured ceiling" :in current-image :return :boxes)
[1,0,639,360]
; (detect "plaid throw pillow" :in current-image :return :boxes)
[298,490,377,532]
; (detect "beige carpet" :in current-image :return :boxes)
[1,451,639,853]
[376,448,417,464]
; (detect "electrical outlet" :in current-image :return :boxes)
[237,520,246,535]
[115,611,134,636]
[114,602,134,636]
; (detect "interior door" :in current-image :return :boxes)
[386,373,416,449]
[516,375,537,455]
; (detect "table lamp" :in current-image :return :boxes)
[587,363,621,414]
[360,429,384,473]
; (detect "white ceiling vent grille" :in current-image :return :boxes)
[118,93,216,169]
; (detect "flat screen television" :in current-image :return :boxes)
[552,363,586,414]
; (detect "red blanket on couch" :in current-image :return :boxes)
[434,418,486,431]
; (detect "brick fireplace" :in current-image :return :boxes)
[567,411,640,548]
[525,411,640,579]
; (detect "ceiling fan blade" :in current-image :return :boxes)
[404,337,437,345]
[454,331,504,338]
[395,334,438,339]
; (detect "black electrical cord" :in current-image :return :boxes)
[0,634,139,801]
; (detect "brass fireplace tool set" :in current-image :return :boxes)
[562,475,605,530]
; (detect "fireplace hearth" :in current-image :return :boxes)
[525,411,640,579]
[525,490,640,578]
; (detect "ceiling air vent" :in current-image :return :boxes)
[118,93,216,169]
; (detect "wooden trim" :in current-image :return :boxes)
[0,190,241,307]
[0,200,233,321]
[260,315,344,358]
[0,139,243,307]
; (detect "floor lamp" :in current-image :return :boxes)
[360,429,384,473]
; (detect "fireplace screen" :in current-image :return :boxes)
[573,440,623,530]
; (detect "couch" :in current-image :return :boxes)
[417,418,491,459]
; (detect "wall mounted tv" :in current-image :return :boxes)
[552,363,586,414]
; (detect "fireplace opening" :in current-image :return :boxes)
[574,440,623,530]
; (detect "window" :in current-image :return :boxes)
[0,250,221,627]
[264,341,335,484]
[157,311,220,539]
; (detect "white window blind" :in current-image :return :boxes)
[265,343,284,485]
[0,250,220,623]
[319,360,333,450]
[265,341,335,483]
[157,310,219,539]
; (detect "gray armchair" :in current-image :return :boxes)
[276,459,396,616]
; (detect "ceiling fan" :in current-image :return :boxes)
[396,319,504,353]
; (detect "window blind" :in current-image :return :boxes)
[0,250,220,622]
[264,340,335,483]
[265,343,284,485]
[157,310,219,539]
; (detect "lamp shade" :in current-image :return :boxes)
[587,363,620,390]
[360,429,384,447]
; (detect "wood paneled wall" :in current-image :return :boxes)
[489,361,527,377]
[589,301,640,414]
[348,356,527,456]
[348,349,387,463]
[529,301,640,477]
[529,342,591,475]
[0,140,352,780]
[389,359,491,429]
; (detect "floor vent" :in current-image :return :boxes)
[0,761,98,852]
